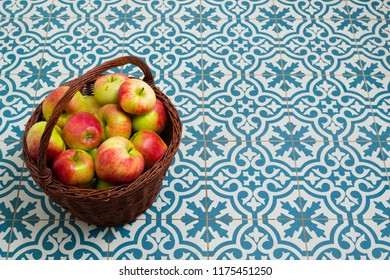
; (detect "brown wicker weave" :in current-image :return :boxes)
[22,56,182,227]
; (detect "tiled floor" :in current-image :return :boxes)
[0,0,389,259]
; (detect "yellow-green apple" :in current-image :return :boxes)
[88,147,98,160]
[62,112,102,151]
[96,179,114,190]
[26,121,66,163]
[95,104,132,140]
[95,136,144,184]
[42,86,87,128]
[118,79,156,115]
[130,130,167,170]
[52,149,94,187]
[93,73,129,105]
[84,95,102,114]
[132,99,167,134]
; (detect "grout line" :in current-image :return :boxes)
[199,0,211,260]
[274,1,310,259]
[345,0,390,186]
[6,0,55,259]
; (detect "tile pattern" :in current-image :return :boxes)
[0,0,389,260]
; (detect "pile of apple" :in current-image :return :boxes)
[26,74,168,190]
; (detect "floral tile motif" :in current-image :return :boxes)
[296,141,389,219]
[0,0,53,19]
[287,75,377,141]
[7,219,109,259]
[307,218,390,259]
[52,0,125,19]
[206,141,300,219]
[203,75,290,141]
[203,18,281,76]
[124,17,201,76]
[208,219,307,259]
[43,16,124,76]
[353,20,390,76]
[348,0,390,20]
[273,0,350,20]
[0,141,23,220]
[0,17,47,75]
[139,141,206,220]
[0,75,40,141]
[109,218,207,259]
[279,19,360,76]
[202,0,275,19]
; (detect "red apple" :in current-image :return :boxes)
[52,149,95,187]
[95,136,145,184]
[93,73,129,105]
[62,112,102,151]
[132,99,167,134]
[130,130,167,170]
[26,121,66,163]
[95,104,132,140]
[42,86,87,128]
[118,79,156,115]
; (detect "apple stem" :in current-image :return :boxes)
[139,87,145,96]
[73,150,80,162]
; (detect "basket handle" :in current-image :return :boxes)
[37,56,155,187]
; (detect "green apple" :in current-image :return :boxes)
[93,73,129,105]
[84,95,102,114]
[96,179,114,190]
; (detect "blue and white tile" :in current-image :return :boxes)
[0,141,22,219]
[154,74,203,141]
[203,18,281,76]
[353,20,390,76]
[138,141,206,220]
[279,19,360,76]
[206,141,300,219]
[273,0,350,20]
[43,17,123,76]
[204,75,288,141]
[52,0,126,19]
[33,74,75,104]
[8,219,109,259]
[0,17,47,75]
[109,218,207,259]
[0,75,37,141]
[209,219,307,259]
[287,75,377,141]
[348,0,390,19]
[124,17,201,76]
[0,0,52,19]
[371,90,390,141]
[202,0,275,19]
[307,219,390,259]
[297,141,388,219]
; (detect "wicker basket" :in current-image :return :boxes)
[22,56,182,227]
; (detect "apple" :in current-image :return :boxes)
[84,95,102,114]
[88,147,98,160]
[95,136,144,184]
[95,104,132,140]
[130,130,167,170]
[62,112,103,151]
[132,99,167,134]
[26,121,66,163]
[42,86,87,128]
[118,79,156,115]
[93,73,129,105]
[52,149,95,187]
[96,179,114,190]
